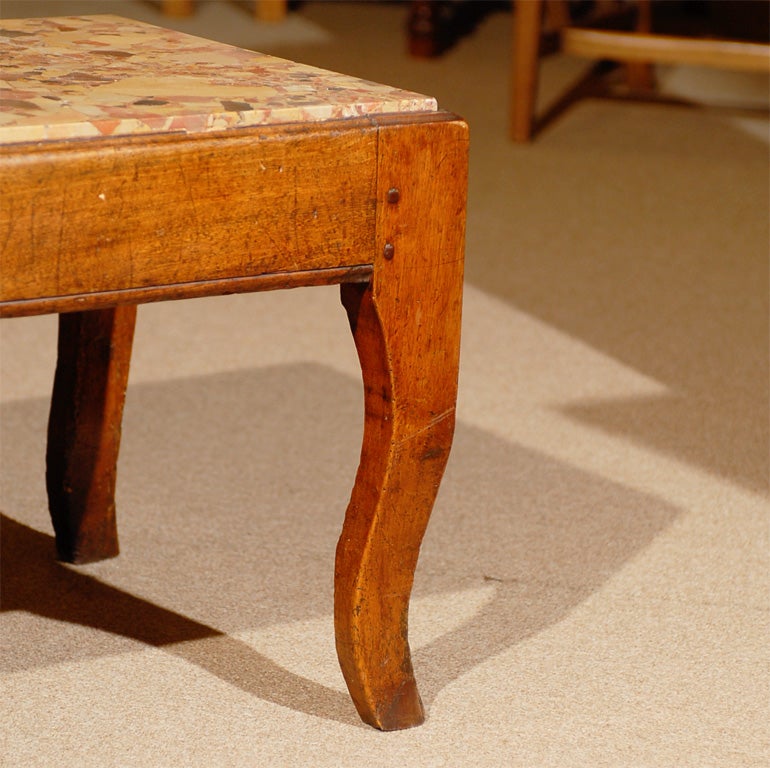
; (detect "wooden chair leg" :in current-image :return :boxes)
[46,306,137,564]
[626,0,656,91]
[335,117,467,730]
[162,0,195,17]
[255,0,287,22]
[511,0,545,142]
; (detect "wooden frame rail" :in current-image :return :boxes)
[562,28,770,72]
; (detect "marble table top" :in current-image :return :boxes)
[0,15,437,145]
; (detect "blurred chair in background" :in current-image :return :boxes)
[510,0,770,142]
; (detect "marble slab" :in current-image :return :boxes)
[0,14,437,145]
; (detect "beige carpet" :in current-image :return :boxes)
[1,2,768,766]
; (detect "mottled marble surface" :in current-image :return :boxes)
[0,14,436,144]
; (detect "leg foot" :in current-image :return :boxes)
[46,306,136,564]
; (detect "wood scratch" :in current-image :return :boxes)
[393,407,454,449]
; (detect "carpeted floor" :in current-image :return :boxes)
[1,2,768,766]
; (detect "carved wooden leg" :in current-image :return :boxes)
[335,117,468,730]
[46,306,137,564]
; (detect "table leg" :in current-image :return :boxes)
[335,117,468,729]
[46,306,136,564]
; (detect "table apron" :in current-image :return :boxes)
[0,123,379,308]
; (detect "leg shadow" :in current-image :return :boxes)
[0,514,358,726]
[2,363,681,723]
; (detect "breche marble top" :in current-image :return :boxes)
[0,14,437,145]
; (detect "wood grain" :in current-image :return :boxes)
[0,122,377,304]
[336,116,469,730]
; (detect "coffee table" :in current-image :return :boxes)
[0,14,467,730]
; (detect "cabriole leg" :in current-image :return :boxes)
[335,117,468,730]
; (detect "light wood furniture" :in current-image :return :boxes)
[162,0,287,22]
[511,0,770,141]
[0,15,467,731]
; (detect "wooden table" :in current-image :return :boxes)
[0,15,467,730]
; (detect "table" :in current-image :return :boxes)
[0,15,467,730]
